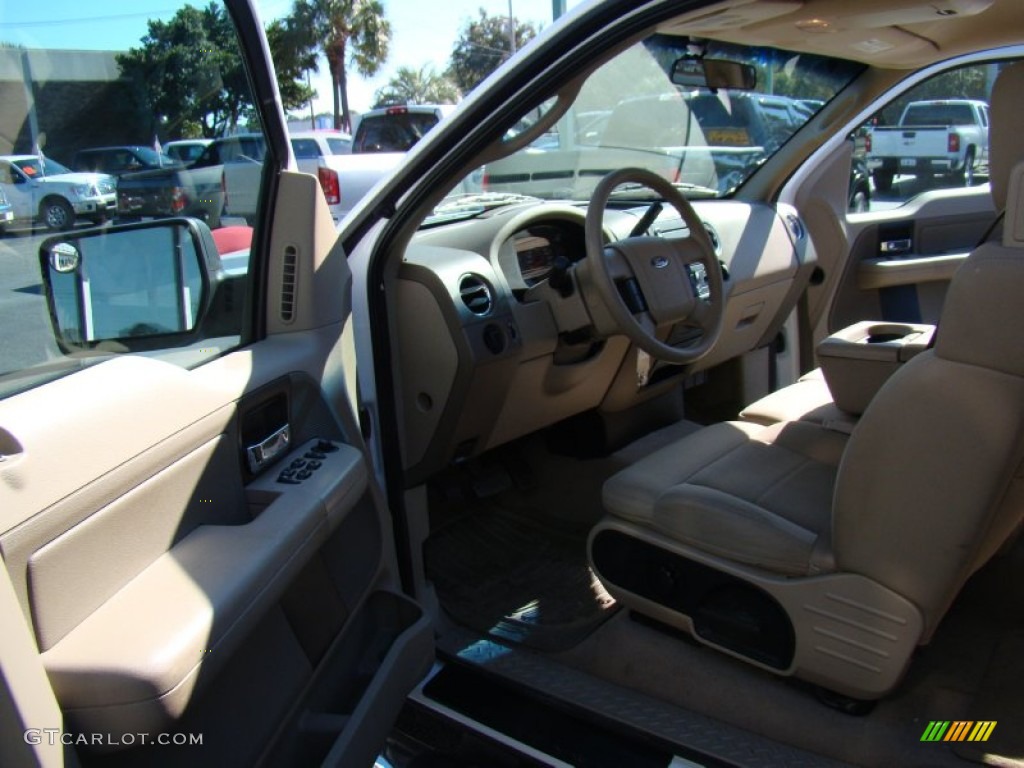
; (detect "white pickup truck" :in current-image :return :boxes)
[222,105,454,225]
[0,155,116,230]
[865,99,989,190]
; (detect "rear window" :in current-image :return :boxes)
[326,137,351,154]
[354,112,439,153]
[902,103,977,126]
[290,138,322,159]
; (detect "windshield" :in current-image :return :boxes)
[15,157,73,177]
[444,36,863,213]
[133,147,179,166]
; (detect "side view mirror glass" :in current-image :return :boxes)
[39,218,221,351]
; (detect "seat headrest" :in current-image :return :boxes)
[989,61,1024,211]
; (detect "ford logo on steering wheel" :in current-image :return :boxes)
[651,255,670,269]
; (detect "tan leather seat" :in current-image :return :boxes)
[589,62,1024,700]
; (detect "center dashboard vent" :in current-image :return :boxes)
[459,274,493,316]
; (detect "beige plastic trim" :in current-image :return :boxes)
[857,253,968,290]
[41,440,367,739]
[265,171,352,336]
[0,556,71,768]
[28,435,247,652]
[589,518,924,699]
[818,321,934,413]
[1004,161,1024,248]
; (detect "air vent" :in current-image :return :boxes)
[785,214,806,242]
[280,245,298,322]
[459,274,493,316]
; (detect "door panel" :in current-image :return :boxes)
[0,1,433,759]
[1,329,432,764]
[830,186,996,330]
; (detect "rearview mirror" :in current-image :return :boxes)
[671,57,757,91]
[39,218,224,351]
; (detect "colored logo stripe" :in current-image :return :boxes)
[967,722,997,742]
[920,721,996,742]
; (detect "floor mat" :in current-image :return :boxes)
[424,504,618,652]
[953,630,1024,767]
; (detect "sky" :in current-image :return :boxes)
[0,0,584,116]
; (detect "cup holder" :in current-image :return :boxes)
[864,323,916,344]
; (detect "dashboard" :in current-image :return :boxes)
[394,198,815,484]
[511,223,587,286]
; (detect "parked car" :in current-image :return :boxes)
[289,129,352,157]
[221,130,351,224]
[483,90,859,200]
[0,184,13,233]
[849,154,872,211]
[162,138,213,165]
[222,108,453,223]
[116,134,265,226]
[351,104,455,152]
[8,2,1024,768]
[71,146,182,177]
[866,98,989,190]
[0,154,116,230]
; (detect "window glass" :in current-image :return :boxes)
[291,138,321,159]
[438,35,862,219]
[355,113,440,152]
[854,61,1006,209]
[0,2,266,398]
[326,137,351,154]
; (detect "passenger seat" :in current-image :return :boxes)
[738,368,851,427]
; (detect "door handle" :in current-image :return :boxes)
[246,424,290,473]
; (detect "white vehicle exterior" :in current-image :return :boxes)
[0,155,116,230]
[222,108,454,225]
[163,139,213,165]
[222,130,351,223]
[865,98,990,189]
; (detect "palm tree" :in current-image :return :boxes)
[374,64,460,107]
[292,0,391,131]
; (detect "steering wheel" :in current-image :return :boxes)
[583,167,724,365]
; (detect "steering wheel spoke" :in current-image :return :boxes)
[584,168,724,365]
[690,295,716,331]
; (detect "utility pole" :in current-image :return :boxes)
[508,0,517,54]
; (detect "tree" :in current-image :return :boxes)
[290,0,392,132]
[117,3,251,139]
[266,18,318,113]
[374,65,460,107]
[448,9,538,94]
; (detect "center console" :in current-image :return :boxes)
[817,320,935,415]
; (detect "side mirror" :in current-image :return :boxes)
[671,57,757,91]
[39,218,233,352]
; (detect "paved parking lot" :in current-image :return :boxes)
[0,228,68,375]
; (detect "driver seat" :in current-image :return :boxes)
[587,62,1024,700]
